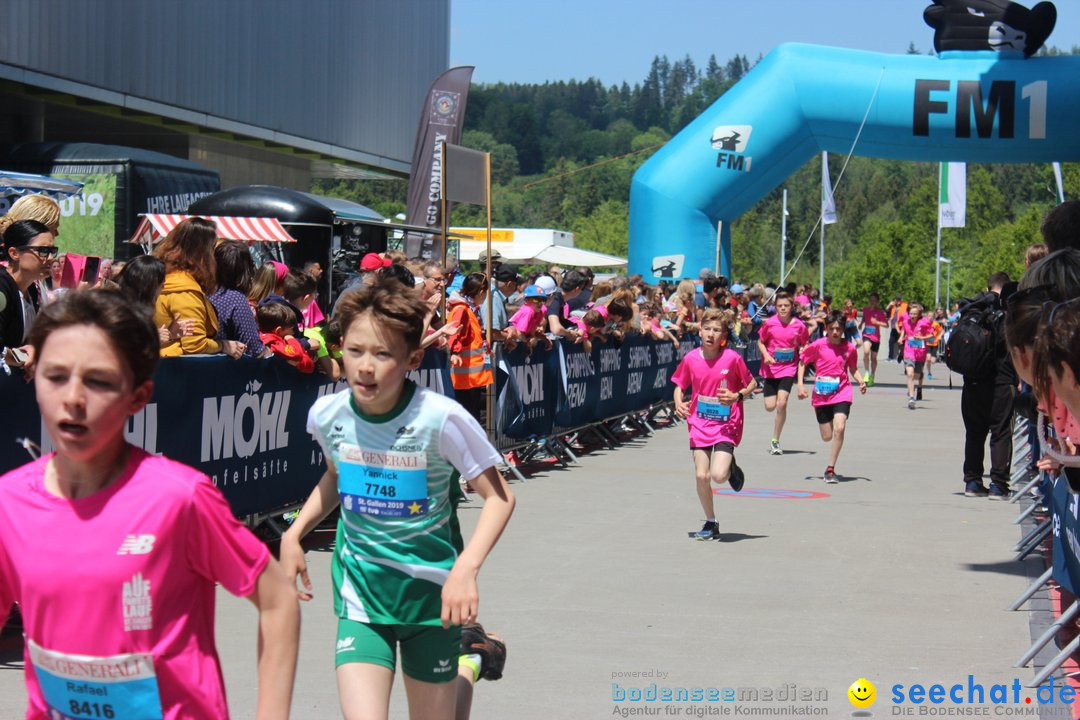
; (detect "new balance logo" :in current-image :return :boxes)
[337,637,356,653]
[117,534,156,555]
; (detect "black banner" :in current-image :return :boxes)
[403,66,474,260]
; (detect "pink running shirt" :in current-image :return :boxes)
[861,307,888,341]
[800,338,858,407]
[671,346,754,447]
[0,448,270,720]
[509,304,544,335]
[900,314,934,362]
[758,315,809,379]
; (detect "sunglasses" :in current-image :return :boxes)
[18,245,59,259]
[1047,296,1080,327]
[1004,284,1055,310]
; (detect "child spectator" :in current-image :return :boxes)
[509,285,552,350]
[257,301,314,373]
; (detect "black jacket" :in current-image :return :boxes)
[0,266,41,349]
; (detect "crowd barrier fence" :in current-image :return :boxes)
[1006,411,1080,690]
[0,333,704,524]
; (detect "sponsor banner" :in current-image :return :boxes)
[555,334,691,428]
[494,341,563,442]
[403,66,474,260]
[1050,473,1079,595]
[0,350,453,519]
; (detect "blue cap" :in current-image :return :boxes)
[523,285,548,299]
[730,284,744,294]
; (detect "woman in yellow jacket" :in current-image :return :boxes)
[153,217,244,358]
[448,271,494,424]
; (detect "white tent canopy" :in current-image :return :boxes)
[453,227,626,268]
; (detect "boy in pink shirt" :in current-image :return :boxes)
[756,291,810,455]
[859,292,889,386]
[797,310,867,482]
[0,290,299,720]
[899,302,935,409]
[672,308,757,540]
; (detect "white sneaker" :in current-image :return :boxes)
[907,397,916,410]
[769,440,782,456]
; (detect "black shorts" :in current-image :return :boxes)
[815,402,852,425]
[691,441,735,454]
[763,377,795,398]
[863,337,881,352]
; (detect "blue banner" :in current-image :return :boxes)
[1050,473,1079,596]
[0,349,454,519]
[494,341,562,441]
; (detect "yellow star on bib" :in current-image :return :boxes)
[408,502,423,515]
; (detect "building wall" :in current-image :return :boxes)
[0,0,449,174]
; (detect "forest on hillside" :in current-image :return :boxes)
[315,46,1080,306]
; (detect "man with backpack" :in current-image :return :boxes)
[948,272,1017,499]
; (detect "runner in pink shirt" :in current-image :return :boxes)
[756,291,810,455]
[859,292,889,386]
[0,290,299,720]
[672,308,757,540]
[797,310,867,482]
[898,302,935,409]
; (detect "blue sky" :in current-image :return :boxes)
[451,0,1080,85]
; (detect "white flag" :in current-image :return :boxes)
[1053,162,1066,204]
[821,152,837,225]
[939,162,966,228]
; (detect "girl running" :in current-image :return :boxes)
[672,309,757,540]
[756,291,809,455]
[859,293,888,386]
[0,290,299,719]
[797,310,867,482]
[899,302,934,409]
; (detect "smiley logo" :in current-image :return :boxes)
[848,678,876,708]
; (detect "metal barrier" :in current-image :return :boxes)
[1006,412,1080,689]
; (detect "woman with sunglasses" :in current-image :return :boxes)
[1,219,57,368]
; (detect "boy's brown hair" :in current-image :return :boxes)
[700,307,733,330]
[283,269,317,303]
[256,301,296,333]
[334,279,428,351]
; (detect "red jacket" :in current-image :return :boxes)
[259,332,314,373]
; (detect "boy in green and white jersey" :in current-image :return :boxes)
[280,279,515,719]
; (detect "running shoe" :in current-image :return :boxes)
[908,397,916,410]
[769,440,782,456]
[927,371,934,380]
[865,373,874,387]
[916,388,923,401]
[987,485,1012,501]
[729,461,745,493]
[824,466,838,483]
[964,482,989,498]
[461,623,507,681]
[692,520,720,541]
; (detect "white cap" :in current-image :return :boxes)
[535,275,557,294]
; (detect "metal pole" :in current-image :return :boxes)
[935,164,942,310]
[781,188,788,282]
[819,221,825,294]
[946,262,951,310]
[484,152,495,441]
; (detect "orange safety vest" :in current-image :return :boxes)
[448,301,494,390]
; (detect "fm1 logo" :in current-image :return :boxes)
[914,79,1047,140]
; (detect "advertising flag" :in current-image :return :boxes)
[821,152,836,225]
[939,162,967,228]
[403,66,474,260]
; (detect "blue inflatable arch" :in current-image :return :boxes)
[628,42,1080,280]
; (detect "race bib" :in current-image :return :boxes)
[338,444,429,518]
[29,640,163,720]
[907,338,925,349]
[864,327,879,339]
[696,395,731,421]
[772,347,795,363]
[814,376,841,396]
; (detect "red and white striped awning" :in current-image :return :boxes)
[130,214,297,244]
